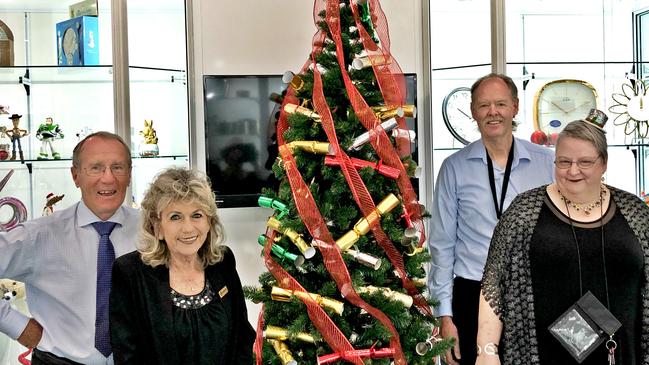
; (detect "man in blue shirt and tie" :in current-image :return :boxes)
[428,74,554,365]
[0,132,140,365]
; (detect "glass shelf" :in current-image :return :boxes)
[0,65,186,84]
[0,154,189,164]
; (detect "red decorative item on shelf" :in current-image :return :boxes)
[547,132,559,146]
[530,130,547,145]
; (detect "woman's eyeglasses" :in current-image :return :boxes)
[554,157,600,169]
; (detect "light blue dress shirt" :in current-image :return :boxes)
[0,201,139,365]
[427,137,554,317]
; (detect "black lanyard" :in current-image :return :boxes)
[486,138,514,220]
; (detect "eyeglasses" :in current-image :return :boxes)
[82,164,130,177]
[554,157,600,169]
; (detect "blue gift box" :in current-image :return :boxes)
[56,16,99,66]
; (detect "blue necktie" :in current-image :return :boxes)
[92,221,117,357]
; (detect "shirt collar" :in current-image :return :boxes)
[76,200,127,227]
[465,137,532,166]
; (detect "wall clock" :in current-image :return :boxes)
[533,79,598,137]
[441,87,481,145]
[608,79,649,138]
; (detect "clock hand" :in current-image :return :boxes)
[566,101,592,113]
[549,100,569,113]
[542,97,569,113]
[457,108,472,119]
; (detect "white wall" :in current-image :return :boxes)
[190,0,426,325]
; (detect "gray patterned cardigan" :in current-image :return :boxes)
[481,185,649,364]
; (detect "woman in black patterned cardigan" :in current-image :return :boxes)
[476,114,649,365]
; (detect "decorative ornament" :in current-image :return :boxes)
[284,141,333,155]
[351,54,390,70]
[0,170,27,231]
[268,339,297,365]
[284,103,321,122]
[344,247,382,270]
[266,217,316,259]
[317,345,395,364]
[356,285,413,308]
[138,119,159,157]
[348,118,398,151]
[271,286,345,315]
[75,126,93,142]
[371,104,416,120]
[415,328,443,356]
[258,196,289,219]
[257,235,304,267]
[36,117,64,160]
[336,193,400,250]
[282,71,305,92]
[42,192,64,216]
[609,79,649,138]
[5,114,28,162]
[530,130,548,146]
[264,325,316,344]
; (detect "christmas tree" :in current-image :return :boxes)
[244,1,452,363]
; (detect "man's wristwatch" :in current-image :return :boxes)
[477,342,499,356]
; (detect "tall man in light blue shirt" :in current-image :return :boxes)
[0,132,139,365]
[428,74,554,365]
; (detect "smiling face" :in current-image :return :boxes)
[71,136,131,220]
[471,77,519,143]
[554,136,607,198]
[157,201,211,263]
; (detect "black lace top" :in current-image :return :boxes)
[481,185,649,364]
[530,194,642,364]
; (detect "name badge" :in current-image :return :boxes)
[218,286,229,298]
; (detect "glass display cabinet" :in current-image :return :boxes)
[0,0,189,220]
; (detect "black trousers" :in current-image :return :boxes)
[31,349,84,365]
[450,277,481,365]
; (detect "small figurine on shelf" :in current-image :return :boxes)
[0,126,9,161]
[75,126,93,142]
[42,192,65,216]
[36,117,64,159]
[5,114,28,162]
[0,104,8,115]
[138,119,159,157]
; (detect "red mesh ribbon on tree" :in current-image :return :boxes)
[253,303,265,365]
[260,229,364,365]
[323,0,431,316]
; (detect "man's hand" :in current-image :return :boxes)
[17,318,42,349]
[440,316,461,365]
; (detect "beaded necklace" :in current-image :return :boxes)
[558,185,607,216]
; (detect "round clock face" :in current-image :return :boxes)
[441,87,481,145]
[627,95,649,121]
[62,27,78,58]
[533,80,598,133]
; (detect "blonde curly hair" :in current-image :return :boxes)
[138,167,225,268]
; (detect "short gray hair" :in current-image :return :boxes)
[557,120,608,163]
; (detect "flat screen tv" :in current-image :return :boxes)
[203,74,417,208]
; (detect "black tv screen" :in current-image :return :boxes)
[203,74,417,208]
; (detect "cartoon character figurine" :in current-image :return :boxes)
[75,126,93,142]
[36,117,64,159]
[5,114,29,162]
[42,192,65,216]
[138,119,159,157]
